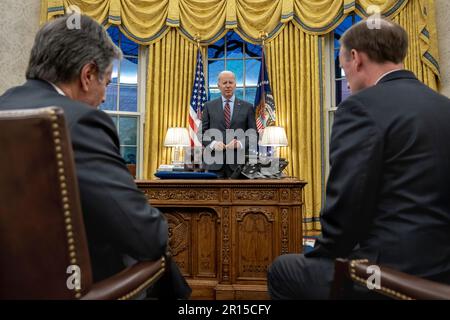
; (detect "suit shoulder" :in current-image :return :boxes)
[206,97,221,105]
[236,98,254,109]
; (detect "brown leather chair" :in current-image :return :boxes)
[0,107,165,299]
[330,258,450,300]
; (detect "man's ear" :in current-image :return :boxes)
[351,49,363,71]
[79,63,97,92]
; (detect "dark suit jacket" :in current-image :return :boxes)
[0,79,168,281]
[201,97,257,172]
[307,70,450,283]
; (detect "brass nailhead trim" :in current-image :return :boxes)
[118,257,166,300]
[349,259,413,300]
[50,110,79,300]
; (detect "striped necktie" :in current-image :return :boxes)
[224,100,231,129]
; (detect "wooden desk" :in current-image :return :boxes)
[136,178,306,300]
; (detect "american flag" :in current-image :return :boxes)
[254,52,276,133]
[188,48,207,146]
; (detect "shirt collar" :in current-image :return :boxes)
[47,81,66,96]
[222,95,235,104]
[375,68,403,85]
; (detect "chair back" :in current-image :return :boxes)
[331,258,450,300]
[0,107,93,299]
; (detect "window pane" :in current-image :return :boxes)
[208,37,225,59]
[208,60,225,88]
[100,84,118,111]
[245,43,262,58]
[121,146,137,164]
[334,49,340,63]
[208,88,222,101]
[334,37,340,50]
[118,116,137,145]
[109,114,118,128]
[120,58,138,85]
[226,32,243,59]
[226,60,243,86]
[335,79,351,105]
[119,85,137,112]
[235,87,244,101]
[245,59,261,86]
[245,87,257,105]
[111,59,119,84]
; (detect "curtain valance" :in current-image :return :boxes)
[41,0,412,43]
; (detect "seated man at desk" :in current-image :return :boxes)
[201,71,257,178]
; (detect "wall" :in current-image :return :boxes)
[0,0,40,95]
[435,0,450,97]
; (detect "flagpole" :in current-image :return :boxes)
[259,31,268,101]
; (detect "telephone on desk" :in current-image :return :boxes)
[231,156,289,179]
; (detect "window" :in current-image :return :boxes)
[207,31,262,104]
[329,14,362,129]
[324,14,362,175]
[100,26,145,178]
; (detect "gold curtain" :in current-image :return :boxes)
[265,23,325,232]
[393,0,439,89]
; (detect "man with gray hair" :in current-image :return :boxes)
[268,18,450,299]
[0,14,190,298]
[201,70,257,178]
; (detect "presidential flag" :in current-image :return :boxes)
[254,52,276,132]
[188,48,207,146]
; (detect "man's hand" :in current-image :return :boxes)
[213,141,226,151]
[226,139,241,149]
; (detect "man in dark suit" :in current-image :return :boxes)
[0,14,190,299]
[268,18,450,299]
[201,71,257,178]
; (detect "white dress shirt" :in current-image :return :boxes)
[374,68,403,85]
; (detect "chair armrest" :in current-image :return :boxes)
[81,257,165,300]
[349,259,450,300]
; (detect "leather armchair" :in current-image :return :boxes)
[0,107,165,299]
[330,258,450,300]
